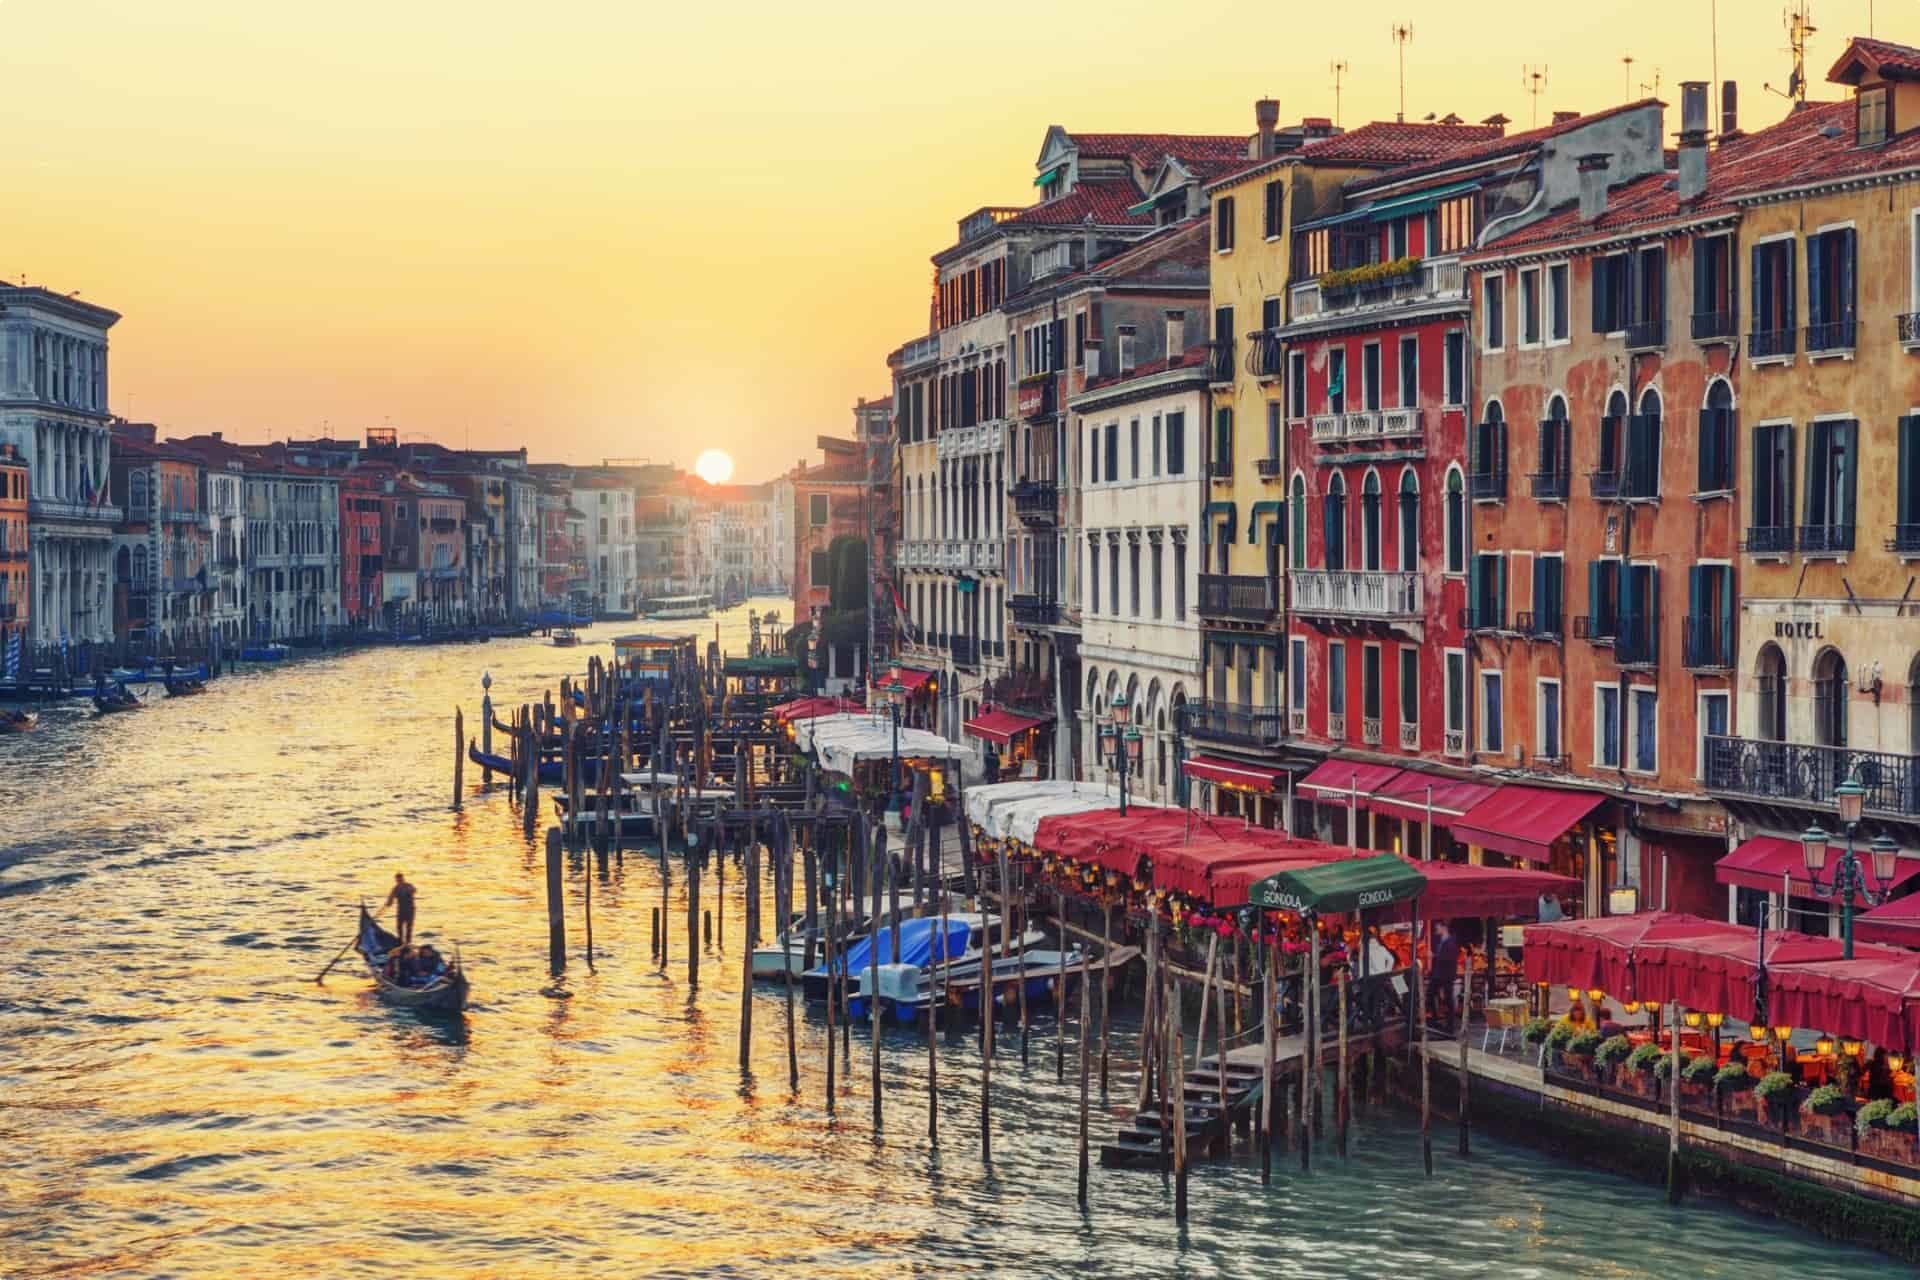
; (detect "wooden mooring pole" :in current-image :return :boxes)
[452,707,463,811]
[1076,935,1091,1209]
[1458,952,1472,1158]
[544,826,565,976]
[781,822,799,1094]
[1416,959,1432,1177]
[1337,968,1350,1157]
[739,826,757,1073]
[1261,931,1276,1185]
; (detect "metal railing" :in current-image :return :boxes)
[1682,616,1735,670]
[1248,333,1282,379]
[1799,523,1856,556]
[1012,480,1057,519]
[1573,613,1615,643]
[1513,609,1562,640]
[1378,407,1424,439]
[1459,601,1505,632]
[1328,712,1347,740]
[1290,708,1307,736]
[1256,458,1281,477]
[1444,728,1466,757]
[1624,319,1666,350]
[1528,469,1569,500]
[1208,340,1236,385]
[951,636,979,668]
[1900,313,1920,345]
[1889,525,1920,555]
[1750,327,1796,360]
[1468,467,1506,501]
[1744,524,1795,555]
[1806,318,1858,354]
[1692,310,1737,341]
[1009,594,1058,627]
[1362,716,1382,746]
[1589,468,1621,499]
[1198,573,1277,621]
[1614,610,1658,667]
[1180,699,1286,747]
[1289,569,1422,621]
[1705,735,1920,817]
[1621,449,1660,500]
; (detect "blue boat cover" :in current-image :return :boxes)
[807,916,973,977]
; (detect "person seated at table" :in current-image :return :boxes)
[1563,997,1590,1028]
[1868,1047,1896,1101]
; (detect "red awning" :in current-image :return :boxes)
[1522,912,1729,997]
[1150,823,1334,899]
[1298,759,1404,803]
[1856,894,1920,949]
[963,708,1046,744]
[880,667,934,694]
[1368,770,1500,826]
[1183,755,1285,794]
[1767,951,1920,1048]
[1632,925,1849,1019]
[772,695,862,724]
[1210,850,1354,908]
[1715,837,1920,905]
[1404,861,1580,922]
[1451,785,1605,864]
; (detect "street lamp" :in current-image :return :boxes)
[1801,770,1902,958]
[882,678,905,798]
[1102,693,1142,815]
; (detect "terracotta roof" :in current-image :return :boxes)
[1208,121,1505,191]
[1829,35,1920,84]
[1348,100,1661,193]
[1009,180,1151,227]
[1066,132,1247,171]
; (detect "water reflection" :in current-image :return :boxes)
[0,599,1910,1276]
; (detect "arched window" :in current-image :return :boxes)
[1537,394,1569,496]
[1397,469,1420,571]
[1598,389,1629,488]
[129,470,148,514]
[1471,400,1506,498]
[131,545,148,586]
[1756,643,1787,742]
[1627,387,1662,498]
[1813,648,1848,749]
[1324,474,1347,572]
[1700,379,1735,492]
[1444,466,1465,574]
[1361,470,1382,571]
[1289,473,1308,570]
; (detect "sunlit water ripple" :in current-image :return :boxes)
[0,598,1908,1277]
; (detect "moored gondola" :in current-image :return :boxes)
[351,906,469,1012]
[163,677,207,697]
[0,708,37,734]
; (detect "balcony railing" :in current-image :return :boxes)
[1682,616,1735,670]
[1247,333,1282,379]
[1444,728,1466,757]
[1289,569,1422,622]
[1311,414,1345,443]
[1750,327,1796,360]
[951,636,979,668]
[0,602,17,621]
[1180,700,1286,747]
[1362,716,1383,746]
[1378,407,1423,439]
[0,547,26,563]
[1889,525,1920,555]
[1198,573,1277,621]
[1467,468,1506,501]
[1287,257,1465,322]
[1208,340,1236,385]
[1624,318,1666,350]
[1528,469,1570,500]
[1614,610,1658,667]
[1573,613,1616,643]
[1289,708,1307,736]
[1692,310,1737,341]
[1706,735,1920,817]
[1513,609,1562,640]
[1806,318,1857,355]
[1009,594,1058,627]
[1799,523,1856,556]
[1621,450,1660,500]
[1256,458,1281,478]
[1399,720,1419,750]
[1459,602,1505,632]
[1589,469,1621,499]
[1328,712,1347,740]
[1900,313,1920,346]
[1012,480,1057,522]
[1744,524,1795,556]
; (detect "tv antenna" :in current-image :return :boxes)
[1640,66,1662,99]
[1763,3,1816,104]
[1391,23,1413,122]
[1522,65,1549,128]
[1330,59,1350,127]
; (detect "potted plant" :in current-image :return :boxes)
[1544,1020,1577,1071]
[1857,1100,1920,1165]
[1595,1033,1633,1078]
[1564,1030,1603,1081]
[1754,1070,1798,1128]
[1680,1054,1718,1109]
[1799,1084,1854,1149]
[1620,1040,1663,1099]
[1521,1017,1551,1049]
[1715,1060,1758,1121]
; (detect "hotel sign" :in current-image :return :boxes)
[1018,377,1053,422]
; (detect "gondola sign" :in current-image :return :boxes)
[1247,853,1427,916]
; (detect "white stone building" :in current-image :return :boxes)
[1071,357,1207,805]
[574,481,637,616]
[0,286,122,646]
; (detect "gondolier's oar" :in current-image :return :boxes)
[315,908,382,983]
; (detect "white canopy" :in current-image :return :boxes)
[796,712,977,777]
[962,779,1161,844]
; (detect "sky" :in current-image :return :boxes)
[0,0,1880,484]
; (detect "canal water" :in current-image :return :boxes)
[0,597,1906,1278]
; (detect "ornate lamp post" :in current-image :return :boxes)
[1099,693,1143,815]
[1801,772,1901,959]
[880,678,905,797]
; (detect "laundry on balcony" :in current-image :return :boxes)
[1297,759,1403,805]
[1181,754,1285,795]
[1450,784,1606,865]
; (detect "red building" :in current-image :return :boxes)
[0,444,26,652]
[340,471,385,628]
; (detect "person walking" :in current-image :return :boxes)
[384,872,418,944]
[1429,921,1461,1033]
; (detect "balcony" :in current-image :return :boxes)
[1208,340,1236,386]
[1287,257,1465,323]
[1467,467,1506,501]
[1180,699,1286,748]
[1361,717,1382,746]
[1256,458,1281,478]
[1290,708,1307,735]
[1444,728,1466,757]
[1198,573,1278,621]
[1460,602,1505,633]
[951,636,979,669]
[1378,407,1423,440]
[1888,526,1920,555]
[1806,318,1857,356]
[1248,333,1283,380]
[1749,327,1796,360]
[0,602,17,621]
[1573,613,1615,644]
[1692,310,1737,341]
[1528,469,1569,500]
[1799,523,1856,557]
[1614,611,1658,668]
[1289,569,1422,624]
[1311,414,1345,443]
[1900,313,1920,346]
[1589,469,1621,499]
[1705,735,1920,818]
[0,546,26,563]
[1399,720,1419,750]
[935,421,1004,458]
[1342,411,1380,440]
[1009,594,1058,627]
[1682,617,1735,670]
[1012,480,1057,524]
[1513,609,1562,640]
[430,517,459,532]
[1328,712,1347,740]
[1624,318,1666,351]
[1744,525,1795,556]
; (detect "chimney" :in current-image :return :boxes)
[1481,113,1510,135]
[1720,80,1740,138]
[1165,310,1186,361]
[1678,81,1709,201]
[1577,152,1612,221]
[1255,98,1280,158]
[1552,110,1579,125]
[211,431,223,442]
[1301,116,1336,140]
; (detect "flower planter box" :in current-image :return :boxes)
[1720,1087,1764,1125]
[1678,1081,1713,1111]
[1562,1055,1596,1083]
[1798,1109,1854,1151]
[1616,1071,1660,1102]
[1859,1126,1920,1167]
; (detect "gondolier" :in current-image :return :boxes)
[384,872,418,944]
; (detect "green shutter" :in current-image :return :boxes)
[1532,556,1546,632]
[1588,561,1601,635]
[1785,239,1798,328]
[1687,564,1705,624]
[1494,555,1507,627]
[1807,232,1825,328]
[1842,419,1859,529]
[1645,565,1660,658]
[1749,243,1763,334]
[1802,418,1819,525]
[1469,555,1484,628]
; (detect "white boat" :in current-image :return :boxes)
[560,774,735,836]
[645,593,712,620]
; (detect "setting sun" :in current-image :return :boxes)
[694,449,735,484]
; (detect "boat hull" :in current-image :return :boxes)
[352,907,470,1013]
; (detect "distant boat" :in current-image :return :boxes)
[240,643,291,662]
[0,709,37,734]
[92,686,141,715]
[644,593,712,620]
[163,677,207,697]
[352,906,469,1013]
[551,628,580,647]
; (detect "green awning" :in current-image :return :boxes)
[1201,501,1237,545]
[1247,499,1284,540]
[1364,180,1480,223]
[723,656,800,677]
[1249,853,1427,915]
[1034,164,1066,188]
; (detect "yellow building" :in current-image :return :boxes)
[1708,36,1920,927]
[1183,105,1506,825]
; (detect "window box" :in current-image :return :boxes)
[1328,712,1347,740]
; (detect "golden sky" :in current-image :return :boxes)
[0,0,1875,481]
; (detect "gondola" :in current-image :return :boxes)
[92,687,141,714]
[551,628,580,647]
[0,709,37,734]
[352,906,469,1012]
[163,676,207,697]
